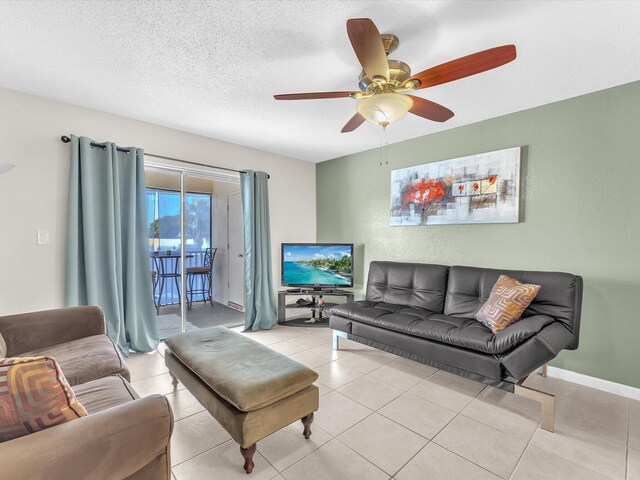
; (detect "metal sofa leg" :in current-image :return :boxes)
[332,330,348,350]
[514,378,555,432]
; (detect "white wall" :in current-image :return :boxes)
[0,87,316,315]
[211,180,241,306]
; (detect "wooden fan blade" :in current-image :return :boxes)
[274,91,357,100]
[347,18,389,82]
[407,45,516,90]
[408,96,454,122]
[341,113,366,133]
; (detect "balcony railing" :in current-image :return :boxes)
[150,249,210,308]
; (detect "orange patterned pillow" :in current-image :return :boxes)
[475,275,541,333]
[0,356,87,442]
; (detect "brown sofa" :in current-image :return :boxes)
[0,306,173,480]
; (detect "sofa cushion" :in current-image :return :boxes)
[332,301,555,354]
[366,262,449,313]
[475,275,541,333]
[20,335,130,386]
[350,321,504,381]
[73,375,139,414]
[331,300,436,325]
[445,266,582,346]
[0,356,87,442]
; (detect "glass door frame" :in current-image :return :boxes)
[145,160,240,335]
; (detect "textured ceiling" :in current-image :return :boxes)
[1,1,639,163]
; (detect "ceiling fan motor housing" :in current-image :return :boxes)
[358,59,412,92]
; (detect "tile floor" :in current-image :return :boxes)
[126,325,640,480]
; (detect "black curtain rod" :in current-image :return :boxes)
[60,136,269,178]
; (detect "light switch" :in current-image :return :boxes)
[37,230,50,245]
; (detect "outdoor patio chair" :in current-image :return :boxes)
[186,247,217,310]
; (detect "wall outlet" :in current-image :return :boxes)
[37,230,50,245]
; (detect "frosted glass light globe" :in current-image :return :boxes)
[357,93,414,127]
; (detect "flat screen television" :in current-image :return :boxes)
[281,243,353,289]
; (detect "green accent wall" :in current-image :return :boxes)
[316,80,640,388]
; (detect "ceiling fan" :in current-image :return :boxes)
[274,18,516,133]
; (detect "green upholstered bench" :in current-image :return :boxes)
[164,327,319,474]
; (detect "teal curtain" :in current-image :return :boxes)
[241,170,277,331]
[66,135,158,354]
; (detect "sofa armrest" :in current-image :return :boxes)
[501,322,575,381]
[0,394,173,480]
[0,306,106,356]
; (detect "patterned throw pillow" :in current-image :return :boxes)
[0,356,87,442]
[475,275,541,333]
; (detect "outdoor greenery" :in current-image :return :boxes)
[149,214,180,238]
[147,190,211,250]
[186,196,211,250]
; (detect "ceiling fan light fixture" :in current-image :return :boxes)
[357,92,413,128]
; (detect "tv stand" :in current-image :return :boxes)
[277,289,354,326]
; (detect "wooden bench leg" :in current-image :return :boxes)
[301,413,314,439]
[240,443,256,474]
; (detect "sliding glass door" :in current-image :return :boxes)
[145,165,244,339]
[145,169,185,338]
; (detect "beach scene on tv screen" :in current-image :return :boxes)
[283,245,352,286]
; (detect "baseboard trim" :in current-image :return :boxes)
[227,302,244,312]
[547,366,640,400]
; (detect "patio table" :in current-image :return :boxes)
[151,252,193,314]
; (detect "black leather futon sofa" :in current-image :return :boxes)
[329,261,583,432]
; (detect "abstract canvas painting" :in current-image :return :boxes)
[390,147,521,226]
